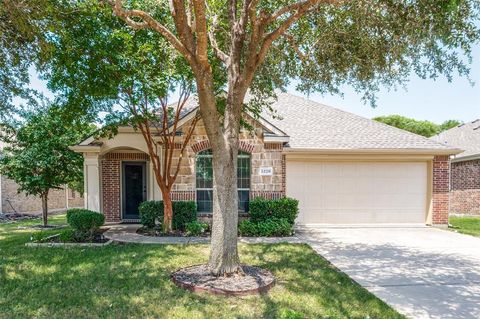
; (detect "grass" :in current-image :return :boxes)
[449,216,480,237]
[0,216,404,319]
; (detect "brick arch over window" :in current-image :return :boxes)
[191,139,254,154]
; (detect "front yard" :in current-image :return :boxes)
[450,215,480,237]
[0,216,403,319]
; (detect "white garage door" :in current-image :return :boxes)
[286,161,427,225]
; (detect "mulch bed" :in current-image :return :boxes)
[137,227,210,237]
[34,228,110,244]
[171,264,275,296]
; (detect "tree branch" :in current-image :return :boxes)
[111,0,194,64]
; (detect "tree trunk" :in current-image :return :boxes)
[208,142,241,275]
[41,191,48,227]
[162,191,173,233]
[195,68,243,276]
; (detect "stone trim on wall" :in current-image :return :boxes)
[250,191,284,200]
[170,190,195,201]
[432,155,450,225]
[191,139,256,154]
[105,152,149,160]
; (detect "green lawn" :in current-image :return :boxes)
[0,216,403,319]
[449,216,480,237]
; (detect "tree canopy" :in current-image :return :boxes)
[0,104,94,225]
[374,115,462,137]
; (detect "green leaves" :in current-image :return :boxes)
[0,104,94,198]
[373,115,462,137]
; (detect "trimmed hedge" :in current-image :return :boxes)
[249,197,299,225]
[239,197,299,237]
[238,218,292,237]
[138,200,196,231]
[66,208,105,232]
[138,201,163,229]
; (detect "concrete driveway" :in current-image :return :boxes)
[297,227,480,319]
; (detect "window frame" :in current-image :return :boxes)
[195,149,251,213]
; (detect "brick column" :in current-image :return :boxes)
[432,155,450,226]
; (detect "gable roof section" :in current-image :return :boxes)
[431,119,480,161]
[74,92,460,155]
[261,92,460,154]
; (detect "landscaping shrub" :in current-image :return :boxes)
[249,197,299,225]
[59,229,75,242]
[139,201,163,228]
[172,201,197,231]
[66,208,105,238]
[238,218,292,237]
[138,200,196,231]
[185,221,209,236]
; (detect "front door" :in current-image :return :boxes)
[122,162,146,220]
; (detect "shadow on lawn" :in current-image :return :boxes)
[1,226,402,319]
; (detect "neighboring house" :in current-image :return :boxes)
[0,140,84,215]
[432,120,480,215]
[72,93,460,226]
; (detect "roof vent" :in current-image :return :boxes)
[472,119,480,123]
[473,126,480,130]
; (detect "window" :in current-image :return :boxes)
[196,150,251,213]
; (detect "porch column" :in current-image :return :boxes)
[84,153,101,212]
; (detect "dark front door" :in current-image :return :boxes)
[122,162,146,220]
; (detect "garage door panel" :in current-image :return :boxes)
[286,161,427,224]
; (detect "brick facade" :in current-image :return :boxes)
[99,118,286,222]
[1,176,83,214]
[450,159,480,215]
[432,156,450,225]
[101,152,149,222]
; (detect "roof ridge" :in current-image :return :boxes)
[277,92,455,150]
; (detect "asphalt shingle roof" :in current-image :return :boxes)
[261,92,457,151]
[431,120,480,160]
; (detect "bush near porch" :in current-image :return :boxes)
[139,200,196,230]
[239,197,299,237]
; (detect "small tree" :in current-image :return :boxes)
[0,105,92,226]
[40,4,199,232]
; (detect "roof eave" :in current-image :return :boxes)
[451,153,480,163]
[282,148,463,156]
[70,145,101,153]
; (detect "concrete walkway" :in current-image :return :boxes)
[104,224,303,244]
[297,227,480,319]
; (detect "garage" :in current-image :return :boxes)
[286,161,428,225]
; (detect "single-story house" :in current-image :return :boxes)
[432,120,480,215]
[72,93,461,226]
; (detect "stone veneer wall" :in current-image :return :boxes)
[99,119,286,222]
[450,159,480,215]
[168,119,285,204]
[1,176,83,214]
[432,156,450,225]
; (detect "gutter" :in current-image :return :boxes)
[451,153,480,163]
[282,147,463,156]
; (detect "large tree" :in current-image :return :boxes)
[107,0,479,275]
[0,104,93,226]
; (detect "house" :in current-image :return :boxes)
[0,140,84,215]
[71,93,460,226]
[432,120,480,215]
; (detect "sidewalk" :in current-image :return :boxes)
[103,224,303,244]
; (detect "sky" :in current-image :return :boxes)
[27,44,480,124]
[289,45,480,124]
